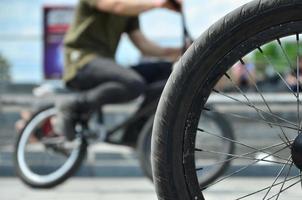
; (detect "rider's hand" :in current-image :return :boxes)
[184,37,193,50]
[155,0,183,12]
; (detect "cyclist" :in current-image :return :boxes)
[55,0,183,141]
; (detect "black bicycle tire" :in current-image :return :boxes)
[152,0,302,200]
[14,106,87,189]
[195,110,235,188]
[138,111,235,187]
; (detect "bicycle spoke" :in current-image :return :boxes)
[266,176,300,200]
[262,156,292,200]
[195,141,291,171]
[267,179,302,200]
[257,47,296,96]
[297,34,302,134]
[202,145,289,190]
[212,90,298,129]
[195,148,288,165]
[197,128,289,162]
[276,37,302,120]
[235,175,300,200]
[278,135,292,149]
[274,162,294,200]
[204,107,300,133]
[239,59,275,115]
[223,72,272,128]
[242,59,292,145]
[296,34,301,134]
[277,38,294,70]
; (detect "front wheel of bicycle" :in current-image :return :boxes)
[15,106,87,188]
[152,0,302,199]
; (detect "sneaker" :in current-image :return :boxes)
[54,111,76,141]
[54,97,79,141]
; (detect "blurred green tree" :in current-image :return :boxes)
[252,40,302,75]
[0,53,11,82]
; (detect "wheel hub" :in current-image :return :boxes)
[291,134,302,170]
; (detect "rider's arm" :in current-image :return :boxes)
[129,29,182,61]
[83,0,179,16]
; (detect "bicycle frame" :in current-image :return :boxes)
[103,97,159,144]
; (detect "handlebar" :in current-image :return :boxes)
[169,0,181,11]
[168,0,193,54]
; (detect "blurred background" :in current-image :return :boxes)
[0,0,255,84]
[3,0,299,199]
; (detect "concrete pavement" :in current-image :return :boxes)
[1,177,156,200]
[0,177,301,200]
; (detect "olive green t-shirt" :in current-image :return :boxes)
[63,0,140,81]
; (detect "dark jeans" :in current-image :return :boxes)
[66,56,172,113]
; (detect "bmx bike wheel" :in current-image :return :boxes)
[152,0,302,199]
[15,106,87,188]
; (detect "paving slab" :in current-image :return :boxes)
[0,177,301,200]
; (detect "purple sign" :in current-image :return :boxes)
[43,6,74,79]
